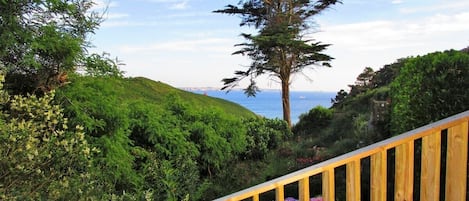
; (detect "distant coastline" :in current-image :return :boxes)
[180,87,336,93]
[184,89,335,123]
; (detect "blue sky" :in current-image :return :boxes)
[90,0,469,92]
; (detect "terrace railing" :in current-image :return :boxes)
[214,110,469,201]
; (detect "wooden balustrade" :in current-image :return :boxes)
[214,111,469,201]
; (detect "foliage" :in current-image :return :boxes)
[243,118,292,160]
[348,67,374,96]
[54,75,265,200]
[163,94,248,176]
[288,48,468,201]
[57,75,144,196]
[390,50,469,134]
[330,89,348,107]
[118,77,256,118]
[0,0,101,94]
[294,67,395,155]
[292,106,333,136]
[0,73,96,200]
[215,0,341,126]
[81,52,125,77]
[370,58,406,88]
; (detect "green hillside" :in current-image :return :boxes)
[124,77,256,118]
[64,76,256,118]
[43,74,287,200]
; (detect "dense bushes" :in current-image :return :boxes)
[0,1,296,199]
[50,75,292,200]
[0,68,293,200]
[292,106,333,136]
[243,117,292,160]
[390,50,469,134]
[289,49,468,200]
[0,74,96,200]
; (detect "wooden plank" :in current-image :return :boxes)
[445,121,468,201]
[322,168,335,201]
[394,141,414,201]
[213,112,469,201]
[420,132,441,201]
[275,186,285,201]
[371,150,387,201]
[298,177,310,201]
[346,159,361,201]
[252,194,259,201]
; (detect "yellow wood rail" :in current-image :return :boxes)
[213,110,469,201]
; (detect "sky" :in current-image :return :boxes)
[89,0,469,92]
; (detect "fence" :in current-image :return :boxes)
[214,110,469,201]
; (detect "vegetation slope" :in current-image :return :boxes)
[1,1,467,200]
[64,76,256,118]
[285,48,469,201]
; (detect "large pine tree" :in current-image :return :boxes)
[215,0,340,127]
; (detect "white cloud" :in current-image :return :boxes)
[142,0,190,10]
[144,0,181,2]
[391,0,403,4]
[100,17,211,28]
[170,1,189,10]
[101,20,141,28]
[306,10,469,91]
[316,11,469,52]
[119,38,237,54]
[400,1,469,14]
[92,0,118,10]
[105,13,129,20]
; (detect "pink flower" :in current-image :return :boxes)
[310,197,323,201]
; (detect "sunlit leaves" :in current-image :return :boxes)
[391,50,469,134]
[0,0,102,94]
[0,74,96,199]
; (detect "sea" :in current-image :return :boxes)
[189,89,336,123]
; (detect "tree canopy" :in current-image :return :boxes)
[215,0,340,126]
[0,0,101,94]
[390,50,469,134]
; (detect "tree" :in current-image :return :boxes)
[348,67,374,96]
[0,0,101,94]
[81,52,125,78]
[390,50,469,134]
[370,58,406,89]
[330,89,348,107]
[215,0,340,127]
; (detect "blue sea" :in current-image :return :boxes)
[190,90,335,123]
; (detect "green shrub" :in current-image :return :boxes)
[293,106,333,136]
[242,118,291,160]
[0,74,96,200]
[391,50,469,134]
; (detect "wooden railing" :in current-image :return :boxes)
[214,111,469,201]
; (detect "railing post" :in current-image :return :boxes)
[298,177,310,201]
[346,159,361,201]
[275,185,284,201]
[395,141,414,201]
[253,194,259,201]
[420,131,441,201]
[322,168,335,201]
[445,121,468,201]
[371,150,387,201]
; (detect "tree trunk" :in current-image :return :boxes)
[281,78,291,128]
